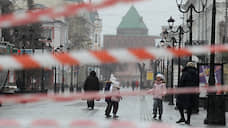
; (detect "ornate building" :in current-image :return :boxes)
[103,6,158,83]
[104,6,158,49]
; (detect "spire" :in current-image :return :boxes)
[118,6,148,30]
[117,6,148,36]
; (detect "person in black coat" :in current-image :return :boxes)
[176,62,199,125]
[84,71,100,110]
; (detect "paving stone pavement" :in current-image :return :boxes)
[0,88,226,128]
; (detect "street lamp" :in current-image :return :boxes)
[176,0,207,61]
[41,38,51,92]
[54,47,60,93]
[204,0,226,125]
[160,40,165,74]
[59,44,65,93]
[160,32,177,105]
[167,16,188,88]
[68,47,74,93]
[41,40,45,92]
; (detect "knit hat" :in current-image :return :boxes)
[186,62,196,68]
[156,73,165,80]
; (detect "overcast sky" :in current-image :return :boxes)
[98,0,182,36]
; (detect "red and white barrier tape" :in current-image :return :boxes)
[0,119,202,128]
[0,44,227,70]
[0,0,143,28]
[0,85,227,104]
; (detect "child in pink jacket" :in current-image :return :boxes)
[153,73,166,120]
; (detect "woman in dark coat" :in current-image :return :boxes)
[176,62,199,125]
[84,71,100,110]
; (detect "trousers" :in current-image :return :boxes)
[87,100,94,108]
[105,99,112,115]
[153,98,163,116]
[112,101,119,115]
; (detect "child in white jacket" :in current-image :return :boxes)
[153,73,166,120]
[111,81,122,118]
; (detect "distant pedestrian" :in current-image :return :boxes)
[83,71,100,110]
[176,62,199,125]
[111,80,122,118]
[153,73,166,120]
[126,81,130,88]
[135,80,139,89]
[131,81,136,91]
[104,80,112,118]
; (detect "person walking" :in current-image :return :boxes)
[111,80,122,118]
[153,73,166,120]
[104,80,112,118]
[83,71,100,110]
[131,81,136,91]
[176,62,199,125]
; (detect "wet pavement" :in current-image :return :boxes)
[0,88,227,128]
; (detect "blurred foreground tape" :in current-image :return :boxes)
[0,44,227,70]
[0,85,227,104]
[0,119,200,128]
[0,0,143,28]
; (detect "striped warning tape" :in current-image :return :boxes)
[0,119,202,128]
[0,85,227,104]
[0,0,144,28]
[0,44,227,70]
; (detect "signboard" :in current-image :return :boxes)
[146,71,153,80]
[199,65,223,86]
[20,49,33,54]
[198,63,223,97]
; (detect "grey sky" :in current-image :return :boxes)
[98,0,182,36]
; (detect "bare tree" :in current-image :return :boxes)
[67,16,91,49]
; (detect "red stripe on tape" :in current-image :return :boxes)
[53,53,79,65]
[0,120,21,127]
[168,48,192,57]
[52,96,79,102]
[149,122,172,128]
[128,48,155,60]
[70,120,98,127]
[210,45,228,53]
[31,119,59,127]
[16,97,42,104]
[110,121,137,128]
[13,55,41,69]
[90,50,117,63]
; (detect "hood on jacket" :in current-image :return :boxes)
[90,71,96,77]
[182,67,197,76]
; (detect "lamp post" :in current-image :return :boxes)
[160,37,175,105]
[70,65,74,92]
[176,0,207,61]
[204,0,226,125]
[160,40,165,74]
[54,47,60,93]
[167,16,188,87]
[59,45,65,93]
[41,41,44,92]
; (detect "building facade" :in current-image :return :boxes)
[181,0,228,62]
[103,6,158,85]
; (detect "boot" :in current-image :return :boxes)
[159,115,162,120]
[153,114,156,119]
[113,114,119,118]
[185,120,190,125]
[176,118,185,123]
